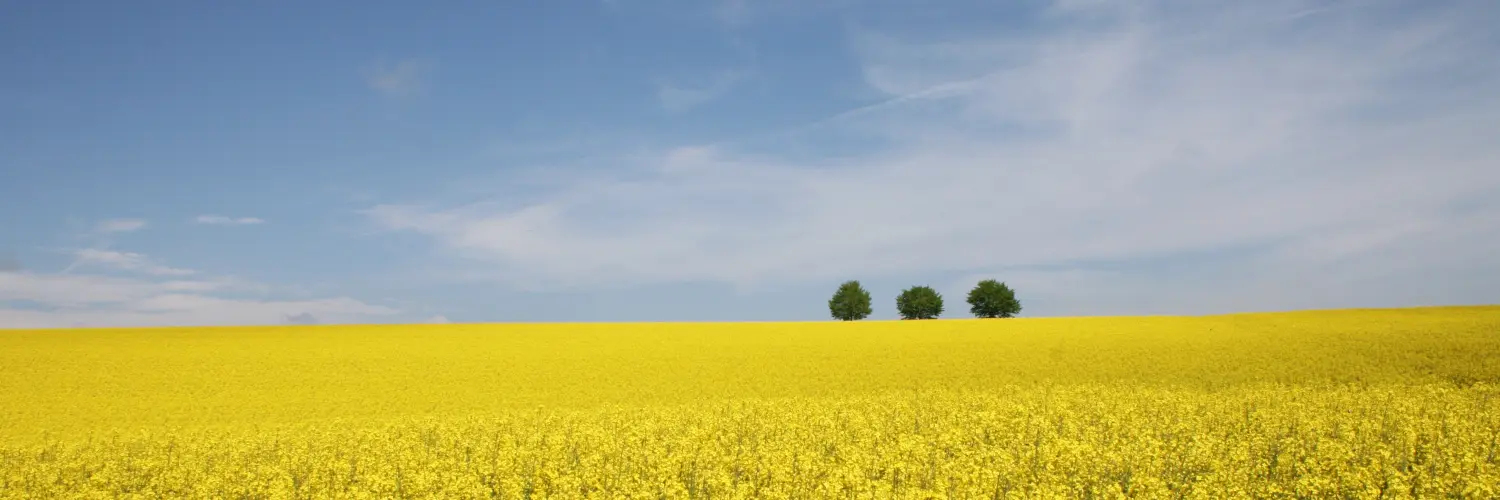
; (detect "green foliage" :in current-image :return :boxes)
[828,280,873,321]
[895,286,944,320]
[967,279,1022,318]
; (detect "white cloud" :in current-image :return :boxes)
[69,249,196,276]
[657,69,749,112]
[2,272,203,306]
[194,215,265,225]
[96,219,146,233]
[424,314,451,324]
[3,244,402,328]
[942,203,1500,316]
[368,0,1500,311]
[364,58,429,96]
[0,270,400,329]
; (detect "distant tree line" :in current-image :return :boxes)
[828,279,1021,321]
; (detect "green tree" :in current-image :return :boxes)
[967,279,1022,318]
[895,285,944,320]
[828,280,873,321]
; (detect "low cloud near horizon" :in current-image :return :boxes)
[0,270,402,328]
[0,217,403,328]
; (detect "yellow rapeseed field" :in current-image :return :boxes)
[2,306,1498,498]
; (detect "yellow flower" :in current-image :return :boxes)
[2,306,1498,497]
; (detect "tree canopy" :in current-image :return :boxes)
[966,279,1021,318]
[828,280,873,321]
[896,286,944,320]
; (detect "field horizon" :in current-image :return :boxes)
[5,303,1496,332]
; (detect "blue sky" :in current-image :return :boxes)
[3,0,1498,327]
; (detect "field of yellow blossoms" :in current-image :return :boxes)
[2,305,1498,498]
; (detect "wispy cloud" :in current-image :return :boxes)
[1,272,226,307]
[6,218,405,327]
[714,0,750,26]
[656,69,749,112]
[1,262,401,329]
[68,249,196,276]
[96,218,146,233]
[364,58,429,96]
[706,0,846,27]
[368,0,1500,311]
[194,215,265,225]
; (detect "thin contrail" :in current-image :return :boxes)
[721,76,988,149]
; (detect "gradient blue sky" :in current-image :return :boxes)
[3,0,1498,327]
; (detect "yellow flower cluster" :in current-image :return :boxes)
[2,306,1497,498]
